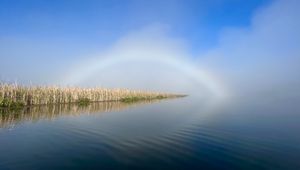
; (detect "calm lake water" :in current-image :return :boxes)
[0,96,300,169]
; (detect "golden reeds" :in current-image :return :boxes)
[0,83,185,107]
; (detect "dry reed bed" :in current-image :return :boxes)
[0,83,184,107]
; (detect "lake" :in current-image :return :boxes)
[0,96,299,169]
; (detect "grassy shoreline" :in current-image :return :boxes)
[0,83,186,109]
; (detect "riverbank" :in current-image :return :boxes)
[0,83,186,109]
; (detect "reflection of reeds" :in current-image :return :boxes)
[0,100,162,128]
[0,83,185,107]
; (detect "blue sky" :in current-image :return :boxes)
[0,0,271,52]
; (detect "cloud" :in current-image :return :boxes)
[199,0,300,101]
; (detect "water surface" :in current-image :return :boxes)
[0,96,299,169]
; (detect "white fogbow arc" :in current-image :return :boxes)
[62,55,228,99]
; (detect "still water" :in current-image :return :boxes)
[0,96,299,169]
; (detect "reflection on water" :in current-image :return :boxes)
[0,100,162,129]
[0,96,300,169]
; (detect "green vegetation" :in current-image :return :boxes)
[156,95,167,99]
[120,96,145,103]
[77,98,91,106]
[120,95,170,103]
[0,97,25,109]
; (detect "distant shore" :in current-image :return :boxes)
[0,83,186,109]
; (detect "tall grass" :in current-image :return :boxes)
[0,83,185,108]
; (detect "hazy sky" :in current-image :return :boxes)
[1,0,299,99]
